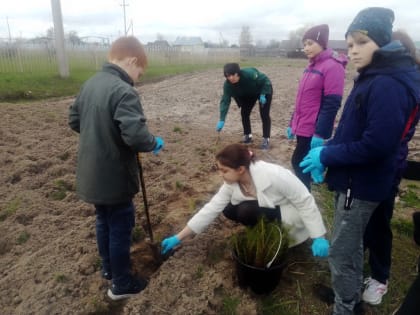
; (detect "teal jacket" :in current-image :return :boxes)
[69,62,157,205]
[219,68,272,121]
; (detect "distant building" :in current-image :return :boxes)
[328,40,348,54]
[172,36,204,52]
[146,40,171,49]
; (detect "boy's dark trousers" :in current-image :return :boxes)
[291,135,312,190]
[95,201,135,287]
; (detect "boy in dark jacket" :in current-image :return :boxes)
[69,36,164,301]
[300,7,420,315]
[216,63,273,150]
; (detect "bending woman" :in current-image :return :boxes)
[161,143,329,257]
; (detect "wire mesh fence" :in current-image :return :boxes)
[0,39,240,75]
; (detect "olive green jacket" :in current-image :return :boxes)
[69,63,157,204]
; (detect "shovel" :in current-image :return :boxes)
[136,153,154,242]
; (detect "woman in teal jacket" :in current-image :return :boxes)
[215,63,273,150]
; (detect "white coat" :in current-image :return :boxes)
[187,160,327,246]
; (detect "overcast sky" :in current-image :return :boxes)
[1,0,419,45]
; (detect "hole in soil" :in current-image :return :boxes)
[131,240,165,279]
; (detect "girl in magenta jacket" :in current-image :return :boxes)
[287,24,347,190]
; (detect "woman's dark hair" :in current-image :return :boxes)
[215,143,256,169]
[392,30,420,65]
[223,63,241,77]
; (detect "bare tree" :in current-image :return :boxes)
[239,25,253,47]
[67,31,82,46]
[288,25,311,49]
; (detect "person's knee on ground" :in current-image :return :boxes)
[223,201,280,226]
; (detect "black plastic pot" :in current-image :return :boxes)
[232,251,287,295]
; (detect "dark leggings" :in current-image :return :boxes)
[235,92,272,138]
[222,200,281,226]
[291,135,312,190]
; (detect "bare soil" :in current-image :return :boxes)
[1,61,419,315]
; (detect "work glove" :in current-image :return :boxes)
[286,127,295,140]
[216,120,225,132]
[310,135,324,149]
[299,147,324,174]
[161,235,181,254]
[259,94,267,106]
[311,167,325,184]
[153,136,164,155]
[311,237,330,257]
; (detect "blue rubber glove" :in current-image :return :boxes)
[299,147,324,174]
[153,137,164,155]
[161,235,181,254]
[259,94,267,106]
[216,120,225,132]
[286,127,294,139]
[311,166,325,184]
[311,237,330,257]
[310,135,324,149]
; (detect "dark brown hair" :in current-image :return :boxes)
[215,143,256,169]
[392,30,420,65]
[108,36,148,68]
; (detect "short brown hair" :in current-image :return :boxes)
[108,36,148,68]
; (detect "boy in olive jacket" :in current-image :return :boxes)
[69,36,164,301]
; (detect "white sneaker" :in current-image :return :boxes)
[362,277,388,305]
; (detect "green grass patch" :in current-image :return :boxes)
[0,57,303,102]
[17,231,30,244]
[131,226,145,243]
[0,198,21,221]
[49,179,74,201]
[54,273,69,283]
[221,294,241,315]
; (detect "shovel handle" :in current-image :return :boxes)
[137,154,154,242]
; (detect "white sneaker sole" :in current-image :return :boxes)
[107,289,138,300]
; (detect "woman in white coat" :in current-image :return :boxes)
[161,143,329,257]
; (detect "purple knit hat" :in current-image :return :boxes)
[302,24,329,49]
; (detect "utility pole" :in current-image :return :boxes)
[51,0,69,78]
[6,16,12,42]
[120,0,129,35]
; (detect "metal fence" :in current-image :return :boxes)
[0,40,240,74]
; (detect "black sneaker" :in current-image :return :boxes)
[243,134,253,144]
[107,277,148,300]
[261,138,270,150]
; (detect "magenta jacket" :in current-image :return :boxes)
[290,49,347,138]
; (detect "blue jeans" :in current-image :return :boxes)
[95,201,135,287]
